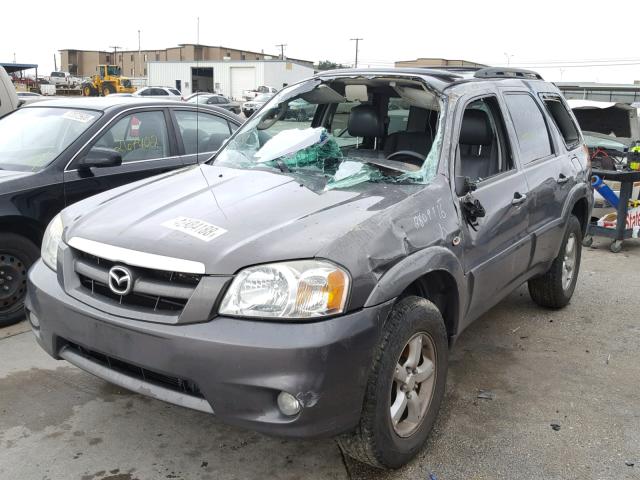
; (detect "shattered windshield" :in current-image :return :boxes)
[213,76,443,190]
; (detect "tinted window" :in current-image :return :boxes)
[150,88,169,96]
[541,95,580,147]
[169,89,181,96]
[91,111,170,162]
[174,111,231,154]
[504,94,552,164]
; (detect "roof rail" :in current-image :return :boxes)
[474,67,544,81]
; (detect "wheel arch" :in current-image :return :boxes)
[0,216,44,247]
[364,246,466,340]
[562,183,592,236]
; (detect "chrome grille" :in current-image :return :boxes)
[73,250,200,314]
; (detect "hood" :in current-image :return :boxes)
[65,165,416,274]
[0,169,37,183]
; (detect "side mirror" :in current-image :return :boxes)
[455,176,476,196]
[77,148,122,170]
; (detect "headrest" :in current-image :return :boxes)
[407,106,429,132]
[460,109,493,146]
[348,104,384,138]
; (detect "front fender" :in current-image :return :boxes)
[364,246,467,329]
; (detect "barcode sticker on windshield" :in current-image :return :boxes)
[162,217,227,242]
[62,111,97,123]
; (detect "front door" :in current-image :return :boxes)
[455,94,532,322]
[64,108,184,207]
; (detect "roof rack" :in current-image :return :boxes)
[474,67,544,81]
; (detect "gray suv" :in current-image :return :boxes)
[26,67,592,469]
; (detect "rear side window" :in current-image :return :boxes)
[174,111,232,154]
[504,93,552,165]
[169,89,181,96]
[540,95,580,148]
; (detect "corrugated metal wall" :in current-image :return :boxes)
[146,61,313,99]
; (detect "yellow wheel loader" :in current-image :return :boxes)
[81,65,136,96]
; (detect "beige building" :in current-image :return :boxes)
[60,44,314,78]
[395,58,487,69]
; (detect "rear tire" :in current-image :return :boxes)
[528,215,582,309]
[337,296,448,469]
[0,234,40,328]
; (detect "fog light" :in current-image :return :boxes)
[28,311,40,329]
[277,391,301,416]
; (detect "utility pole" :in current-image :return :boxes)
[110,46,122,68]
[275,43,287,60]
[350,38,363,68]
[197,17,200,45]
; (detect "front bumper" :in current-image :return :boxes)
[26,259,392,438]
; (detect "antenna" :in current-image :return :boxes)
[275,43,287,60]
[350,38,363,68]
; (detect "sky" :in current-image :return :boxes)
[2,0,640,84]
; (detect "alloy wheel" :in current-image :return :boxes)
[562,233,577,290]
[390,332,437,437]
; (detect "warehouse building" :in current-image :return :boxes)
[60,44,314,78]
[147,60,314,99]
[395,58,487,68]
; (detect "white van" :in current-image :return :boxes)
[0,66,19,117]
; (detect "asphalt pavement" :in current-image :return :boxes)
[1,237,639,480]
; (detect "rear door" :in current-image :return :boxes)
[63,107,184,207]
[501,90,578,266]
[170,108,238,164]
[455,93,532,321]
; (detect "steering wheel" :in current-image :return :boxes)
[385,150,426,163]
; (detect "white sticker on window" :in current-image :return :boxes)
[162,217,227,242]
[63,110,97,123]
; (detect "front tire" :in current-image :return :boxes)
[337,296,448,469]
[102,84,116,96]
[528,215,582,308]
[0,234,40,327]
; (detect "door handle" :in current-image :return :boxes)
[511,192,527,206]
[557,173,569,184]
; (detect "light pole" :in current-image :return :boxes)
[137,30,141,77]
[350,38,363,68]
[504,52,514,66]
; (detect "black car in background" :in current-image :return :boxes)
[0,97,242,326]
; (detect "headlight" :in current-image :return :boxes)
[219,260,350,319]
[41,214,63,271]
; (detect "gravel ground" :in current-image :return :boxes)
[1,237,639,480]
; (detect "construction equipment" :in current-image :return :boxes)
[81,65,135,97]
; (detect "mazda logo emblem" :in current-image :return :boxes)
[108,266,133,295]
